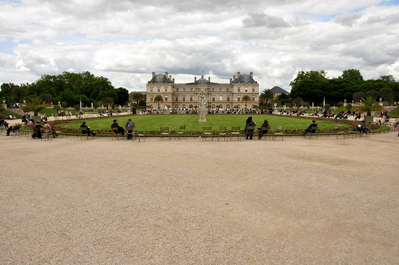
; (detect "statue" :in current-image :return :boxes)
[199,90,206,109]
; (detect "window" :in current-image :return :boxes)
[175,104,179,109]
[176,88,179,92]
[212,97,215,102]
[212,88,215,92]
[183,88,186,92]
[150,96,153,102]
[219,104,223,109]
[226,88,229,92]
[219,88,222,92]
[212,104,215,109]
[165,96,168,102]
[165,88,168,92]
[150,88,153,92]
[238,88,240,92]
[252,97,255,102]
[252,88,255,92]
[227,104,231,109]
[245,88,248,92]
[157,87,160,92]
[182,104,186,109]
[227,97,230,102]
[183,96,186,102]
[219,96,222,101]
[238,96,241,102]
[175,96,178,101]
[190,96,193,101]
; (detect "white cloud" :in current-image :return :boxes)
[0,0,398,92]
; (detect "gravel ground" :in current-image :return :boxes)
[1,132,398,264]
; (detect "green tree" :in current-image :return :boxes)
[154,95,163,110]
[115,87,129,106]
[102,97,114,110]
[292,97,305,109]
[379,87,394,103]
[22,97,46,116]
[353,92,365,102]
[365,90,378,100]
[130,92,145,107]
[378,75,395,83]
[259,89,274,105]
[358,96,384,116]
[341,69,363,81]
[242,95,251,110]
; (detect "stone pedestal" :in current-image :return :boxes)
[198,108,207,122]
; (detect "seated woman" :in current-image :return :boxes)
[258,119,270,139]
[32,121,43,139]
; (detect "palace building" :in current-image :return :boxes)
[146,72,259,110]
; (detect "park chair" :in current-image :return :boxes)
[176,126,186,140]
[111,128,123,140]
[273,126,284,141]
[79,127,91,140]
[160,127,171,140]
[133,127,145,142]
[202,127,213,140]
[125,127,134,140]
[230,126,241,141]
[41,129,52,141]
[218,127,228,141]
[305,126,318,139]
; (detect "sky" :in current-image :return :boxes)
[0,0,399,93]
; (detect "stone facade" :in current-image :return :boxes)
[146,72,259,110]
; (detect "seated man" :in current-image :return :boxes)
[80,121,96,136]
[303,120,318,135]
[111,119,125,135]
[360,120,371,133]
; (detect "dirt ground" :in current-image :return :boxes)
[1,132,398,264]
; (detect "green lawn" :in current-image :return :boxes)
[57,114,351,133]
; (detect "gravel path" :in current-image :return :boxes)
[1,133,398,264]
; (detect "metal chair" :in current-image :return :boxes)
[160,127,171,140]
[176,126,186,140]
[230,127,241,140]
[304,126,318,139]
[273,126,284,141]
[133,127,145,142]
[218,127,228,141]
[202,127,213,140]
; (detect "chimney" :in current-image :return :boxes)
[165,72,168,77]
[250,72,253,77]
[208,77,210,82]
[237,72,241,77]
[152,72,155,77]
[194,77,197,82]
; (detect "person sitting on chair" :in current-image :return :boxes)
[258,119,270,139]
[80,121,96,136]
[111,119,125,135]
[303,120,318,135]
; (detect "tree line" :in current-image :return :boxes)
[0,71,129,108]
[287,69,398,106]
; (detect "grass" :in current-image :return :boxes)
[54,114,351,133]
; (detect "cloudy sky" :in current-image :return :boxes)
[1,0,399,92]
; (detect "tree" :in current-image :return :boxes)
[378,75,395,83]
[22,97,46,116]
[242,95,251,110]
[259,89,274,105]
[341,69,363,81]
[358,96,384,116]
[292,97,305,109]
[365,90,378,100]
[130,92,145,107]
[154,95,163,110]
[353,92,365,102]
[102,97,114,110]
[379,87,394,103]
[115,87,129,106]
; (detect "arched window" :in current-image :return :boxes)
[175,104,179,109]
[226,104,231,109]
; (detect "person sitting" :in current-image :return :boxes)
[360,120,371,133]
[125,119,135,140]
[6,124,21,136]
[303,120,318,135]
[80,121,96,136]
[111,119,125,135]
[32,121,43,139]
[258,119,270,139]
